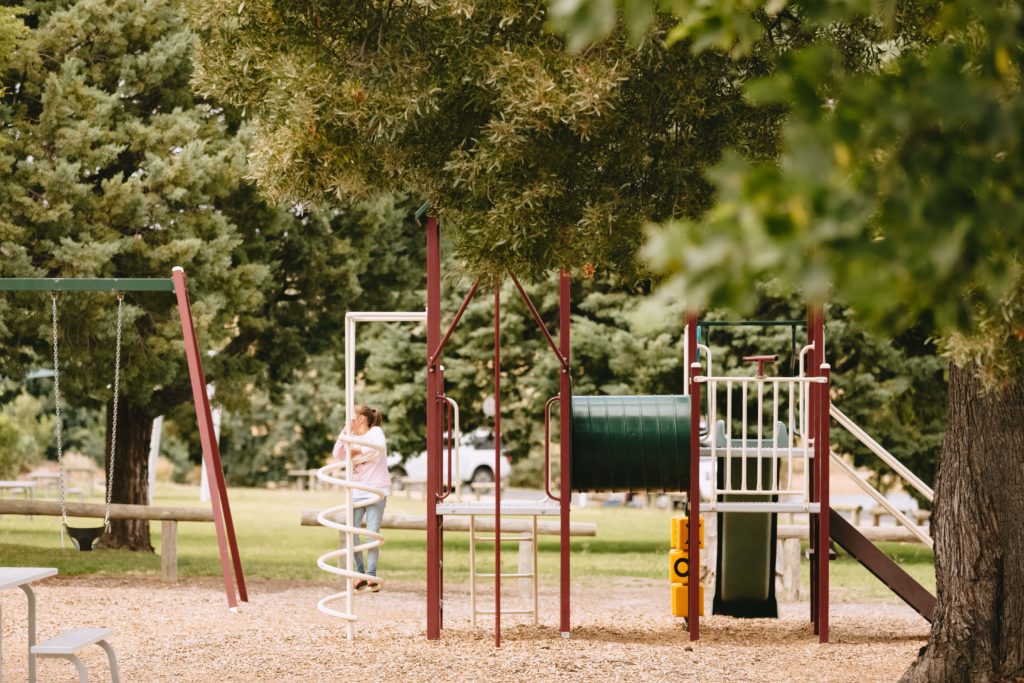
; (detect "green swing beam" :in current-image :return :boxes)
[0,278,175,292]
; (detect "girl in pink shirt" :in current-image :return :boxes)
[332,404,389,592]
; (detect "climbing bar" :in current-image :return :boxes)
[0,278,175,292]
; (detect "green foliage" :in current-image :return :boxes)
[0,0,269,422]
[0,390,52,477]
[188,0,780,281]
[630,1,1024,386]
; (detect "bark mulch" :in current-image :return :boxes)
[0,575,927,682]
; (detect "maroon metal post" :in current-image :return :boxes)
[815,306,830,643]
[558,270,571,637]
[425,217,443,640]
[493,284,502,647]
[807,305,819,628]
[686,310,700,641]
[171,267,246,608]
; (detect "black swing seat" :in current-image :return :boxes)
[66,525,105,551]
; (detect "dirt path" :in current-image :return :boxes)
[0,576,927,682]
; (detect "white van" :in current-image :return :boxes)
[387,427,512,491]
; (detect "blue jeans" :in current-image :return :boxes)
[353,496,387,578]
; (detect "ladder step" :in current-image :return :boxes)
[475,572,533,578]
[472,535,533,542]
[31,628,112,655]
[475,609,535,615]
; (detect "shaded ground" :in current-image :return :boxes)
[0,576,927,682]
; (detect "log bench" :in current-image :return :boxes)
[0,499,213,582]
[775,523,932,601]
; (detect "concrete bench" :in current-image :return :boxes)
[32,627,120,682]
[0,499,214,582]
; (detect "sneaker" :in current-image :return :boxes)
[354,580,369,592]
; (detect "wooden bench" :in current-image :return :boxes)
[775,523,932,601]
[31,627,120,682]
[287,468,321,491]
[0,499,214,582]
[869,505,931,526]
[300,510,596,536]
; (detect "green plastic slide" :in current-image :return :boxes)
[712,421,786,618]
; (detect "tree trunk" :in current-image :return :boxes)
[901,363,1024,682]
[100,398,155,552]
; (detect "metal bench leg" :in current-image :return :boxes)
[52,654,89,683]
[98,640,121,683]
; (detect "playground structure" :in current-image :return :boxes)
[412,216,934,645]
[0,269,247,610]
[309,214,935,645]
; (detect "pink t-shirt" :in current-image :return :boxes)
[344,426,391,497]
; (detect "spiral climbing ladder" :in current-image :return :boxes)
[315,433,387,639]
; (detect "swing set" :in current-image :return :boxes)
[0,267,247,609]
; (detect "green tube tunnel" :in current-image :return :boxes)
[569,395,692,492]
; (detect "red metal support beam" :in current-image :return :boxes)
[493,284,502,648]
[558,270,571,637]
[425,217,443,639]
[171,267,246,609]
[686,310,700,641]
[807,305,818,628]
[815,306,830,643]
[428,279,480,368]
[510,274,569,369]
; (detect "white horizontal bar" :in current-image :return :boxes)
[699,448,814,458]
[715,488,807,496]
[472,535,534,543]
[476,610,536,616]
[696,375,827,384]
[701,502,821,513]
[475,573,534,578]
[346,311,427,322]
[437,502,561,516]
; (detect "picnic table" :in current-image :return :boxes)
[0,566,58,683]
[0,480,35,500]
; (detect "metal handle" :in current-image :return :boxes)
[544,396,561,502]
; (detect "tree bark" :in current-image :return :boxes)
[99,398,155,552]
[901,363,1024,682]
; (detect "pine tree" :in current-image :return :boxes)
[0,0,270,550]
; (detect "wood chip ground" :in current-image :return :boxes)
[0,576,927,682]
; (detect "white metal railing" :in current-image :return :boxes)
[829,451,933,547]
[695,345,826,512]
[830,405,933,502]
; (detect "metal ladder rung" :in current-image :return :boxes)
[475,609,535,615]
[472,535,534,542]
[475,572,534,579]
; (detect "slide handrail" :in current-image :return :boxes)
[829,405,934,502]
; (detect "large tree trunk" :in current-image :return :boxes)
[100,398,155,551]
[901,363,1024,682]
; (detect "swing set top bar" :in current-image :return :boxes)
[699,319,806,328]
[0,277,175,292]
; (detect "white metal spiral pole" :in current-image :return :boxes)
[315,434,386,630]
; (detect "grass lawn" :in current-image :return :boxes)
[0,483,934,600]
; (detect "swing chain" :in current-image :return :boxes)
[104,292,124,529]
[51,292,69,529]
